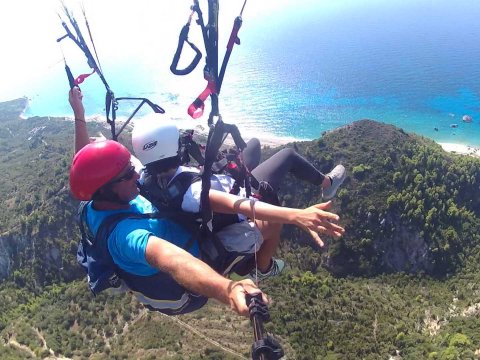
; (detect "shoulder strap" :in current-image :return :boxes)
[95,212,145,245]
[94,209,200,253]
[77,202,153,246]
[139,171,201,212]
[179,130,205,166]
[168,171,202,209]
[77,204,200,297]
[78,200,94,246]
[78,201,198,249]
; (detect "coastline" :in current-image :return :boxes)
[241,132,480,158]
[241,136,480,159]
[234,128,297,148]
[19,96,29,120]
[216,127,480,158]
[248,138,480,159]
[64,115,294,148]
[45,114,480,158]
[439,143,480,158]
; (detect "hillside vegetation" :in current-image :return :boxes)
[0,99,479,359]
[276,120,480,277]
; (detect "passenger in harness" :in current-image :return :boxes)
[132,115,347,280]
[69,87,345,316]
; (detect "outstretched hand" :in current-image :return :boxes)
[69,87,85,120]
[294,200,345,247]
[227,279,269,317]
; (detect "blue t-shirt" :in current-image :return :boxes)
[86,196,200,276]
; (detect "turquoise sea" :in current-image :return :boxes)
[21,0,480,146]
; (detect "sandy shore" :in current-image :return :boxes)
[73,115,295,148]
[184,124,296,148]
[232,136,480,158]
[234,130,296,148]
[72,115,480,157]
[439,143,480,158]
[235,137,480,159]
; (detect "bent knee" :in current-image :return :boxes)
[256,220,282,238]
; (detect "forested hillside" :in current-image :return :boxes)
[276,120,480,277]
[0,99,479,359]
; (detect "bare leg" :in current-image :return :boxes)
[254,220,283,272]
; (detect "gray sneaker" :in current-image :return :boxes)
[248,258,285,282]
[322,164,346,200]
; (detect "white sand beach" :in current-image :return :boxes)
[69,115,480,157]
[238,130,297,148]
[74,115,294,148]
[439,143,480,158]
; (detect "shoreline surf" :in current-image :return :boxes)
[61,113,480,158]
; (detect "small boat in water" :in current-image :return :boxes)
[450,124,458,128]
[462,115,473,123]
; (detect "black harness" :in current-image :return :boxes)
[76,201,208,315]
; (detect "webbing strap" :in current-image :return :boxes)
[218,15,242,92]
[64,64,76,90]
[182,0,246,119]
[79,204,199,253]
[188,81,216,119]
[200,119,248,237]
[170,23,202,76]
[74,69,96,86]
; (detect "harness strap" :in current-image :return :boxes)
[180,131,206,166]
[200,119,249,240]
[179,0,220,120]
[78,201,94,246]
[139,171,202,211]
[218,14,242,92]
[74,69,96,86]
[180,0,247,118]
[79,202,199,250]
[64,63,76,90]
[77,202,210,314]
[170,22,203,76]
[188,80,216,119]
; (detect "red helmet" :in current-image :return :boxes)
[69,140,131,200]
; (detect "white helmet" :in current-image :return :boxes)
[132,114,180,166]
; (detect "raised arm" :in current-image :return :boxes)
[69,87,90,154]
[209,189,345,247]
[145,235,266,316]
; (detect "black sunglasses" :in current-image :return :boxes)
[109,165,136,184]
